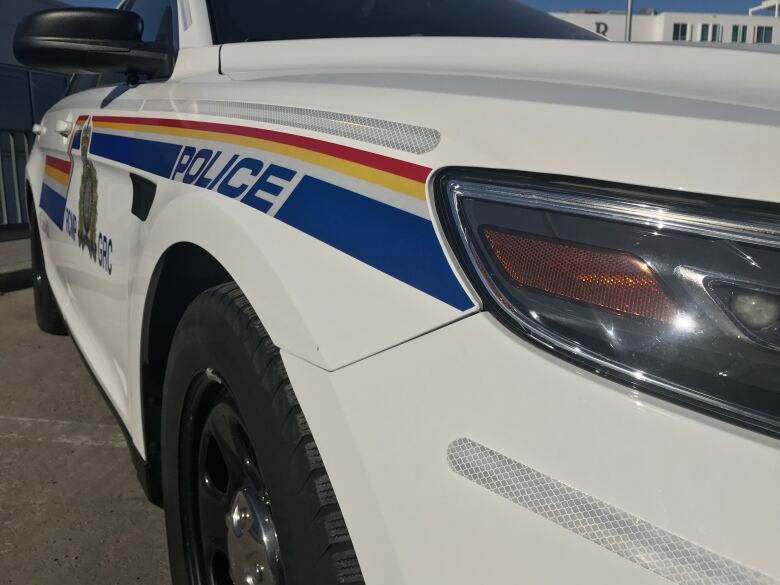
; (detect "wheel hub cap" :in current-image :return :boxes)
[226,488,281,585]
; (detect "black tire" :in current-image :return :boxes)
[162,283,364,585]
[29,202,67,335]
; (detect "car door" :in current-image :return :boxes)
[35,76,98,297]
[56,0,178,415]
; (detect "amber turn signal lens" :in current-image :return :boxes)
[438,173,780,434]
[480,227,677,322]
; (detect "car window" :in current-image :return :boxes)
[66,72,131,95]
[207,0,600,44]
[66,74,99,96]
[124,0,176,47]
[98,72,129,87]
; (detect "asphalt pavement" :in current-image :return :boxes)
[0,288,170,584]
[0,236,31,293]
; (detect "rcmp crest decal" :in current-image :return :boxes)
[77,121,99,260]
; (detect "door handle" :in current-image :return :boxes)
[55,119,73,137]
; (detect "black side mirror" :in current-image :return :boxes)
[14,8,172,78]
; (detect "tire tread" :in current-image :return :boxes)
[30,208,67,335]
[188,283,364,584]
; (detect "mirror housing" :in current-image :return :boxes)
[14,8,173,78]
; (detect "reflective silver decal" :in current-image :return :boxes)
[101,99,144,111]
[142,99,441,154]
[447,438,777,585]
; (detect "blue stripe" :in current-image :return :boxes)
[89,132,473,310]
[72,130,82,151]
[277,176,472,310]
[90,133,181,178]
[40,184,66,229]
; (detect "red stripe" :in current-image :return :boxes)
[76,115,89,125]
[46,156,72,174]
[93,115,431,183]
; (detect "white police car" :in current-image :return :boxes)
[14,1,780,584]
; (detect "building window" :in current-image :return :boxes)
[673,23,688,41]
[700,23,709,41]
[710,24,721,41]
[756,25,773,43]
[732,24,747,43]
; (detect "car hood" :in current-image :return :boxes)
[216,37,780,203]
[221,37,779,111]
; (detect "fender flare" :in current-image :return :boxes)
[124,189,321,463]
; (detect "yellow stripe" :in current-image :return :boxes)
[45,166,70,186]
[92,120,426,200]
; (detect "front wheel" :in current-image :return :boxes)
[161,283,364,585]
[29,201,67,335]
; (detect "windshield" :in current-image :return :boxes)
[207,0,600,44]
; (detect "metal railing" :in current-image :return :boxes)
[0,130,35,228]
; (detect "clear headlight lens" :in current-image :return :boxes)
[435,169,780,436]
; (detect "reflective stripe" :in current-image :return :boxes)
[92,116,430,199]
[279,176,472,311]
[40,184,66,229]
[448,438,778,585]
[142,99,441,155]
[86,118,473,311]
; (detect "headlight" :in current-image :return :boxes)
[435,169,780,436]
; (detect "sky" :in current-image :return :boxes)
[66,0,767,16]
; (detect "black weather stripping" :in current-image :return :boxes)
[130,173,156,221]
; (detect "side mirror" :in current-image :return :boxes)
[14,8,172,78]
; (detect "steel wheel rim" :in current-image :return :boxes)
[182,372,283,585]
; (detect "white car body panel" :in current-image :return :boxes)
[223,37,780,203]
[175,0,211,47]
[25,2,780,582]
[285,313,780,584]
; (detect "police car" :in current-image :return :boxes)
[13,1,780,584]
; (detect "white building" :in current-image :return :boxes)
[553,6,780,44]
